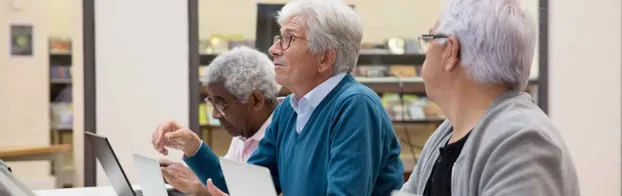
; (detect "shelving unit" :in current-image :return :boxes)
[48,42,74,188]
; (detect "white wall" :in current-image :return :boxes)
[521,0,539,78]
[0,1,54,189]
[70,0,85,187]
[94,0,189,185]
[201,0,440,44]
[549,0,621,195]
[46,0,73,38]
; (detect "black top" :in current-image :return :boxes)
[423,130,472,196]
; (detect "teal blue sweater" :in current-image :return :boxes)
[185,74,404,195]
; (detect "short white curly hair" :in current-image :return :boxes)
[202,46,281,103]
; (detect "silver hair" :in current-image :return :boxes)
[276,0,363,74]
[202,46,281,103]
[436,0,537,90]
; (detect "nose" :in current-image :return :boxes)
[269,42,283,58]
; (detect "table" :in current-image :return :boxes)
[34,185,174,196]
[0,144,72,188]
[34,186,119,196]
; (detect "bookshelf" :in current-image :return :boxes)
[49,38,74,187]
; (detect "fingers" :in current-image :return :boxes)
[207,179,228,196]
[156,121,182,145]
[158,158,176,167]
[156,121,173,146]
[153,121,184,155]
[153,122,170,153]
[161,167,173,184]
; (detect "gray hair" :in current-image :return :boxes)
[202,46,281,103]
[436,0,537,90]
[277,0,363,74]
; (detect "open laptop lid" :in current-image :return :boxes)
[219,158,277,196]
[0,167,36,196]
[132,154,168,196]
[85,132,137,196]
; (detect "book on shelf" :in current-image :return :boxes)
[49,37,72,54]
[50,103,73,129]
[380,93,444,121]
[199,103,220,126]
[50,66,72,80]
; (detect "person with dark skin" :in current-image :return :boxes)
[157,46,282,196]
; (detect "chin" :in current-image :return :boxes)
[425,89,441,104]
[224,129,241,137]
[275,75,288,86]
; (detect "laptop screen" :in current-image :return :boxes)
[85,132,136,196]
[0,168,36,196]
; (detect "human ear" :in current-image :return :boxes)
[317,49,337,73]
[444,35,461,72]
[249,91,265,111]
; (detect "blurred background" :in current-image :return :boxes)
[0,0,619,195]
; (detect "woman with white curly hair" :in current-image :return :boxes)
[400,0,580,196]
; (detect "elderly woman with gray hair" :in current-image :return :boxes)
[152,0,404,195]
[399,0,580,196]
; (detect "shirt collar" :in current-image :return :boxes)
[289,72,348,112]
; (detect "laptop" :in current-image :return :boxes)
[0,165,36,196]
[132,153,169,196]
[219,158,277,196]
[85,132,184,196]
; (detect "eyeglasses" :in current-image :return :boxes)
[418,34,449,52]
[204,98,239,117]
[273,34,307,50]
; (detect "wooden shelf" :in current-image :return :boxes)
[357,53,425,65]
[357,77,425,94]
[51,124,72,130]
[51,78,72,84]
[200,53,426,66]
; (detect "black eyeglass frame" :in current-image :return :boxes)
[273,34,308,50]
[418,34,450,52]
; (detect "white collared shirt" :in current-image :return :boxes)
[289,72,347,134]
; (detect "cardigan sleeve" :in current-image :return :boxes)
[183,142,229,193]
